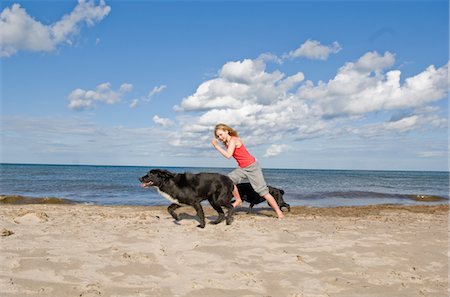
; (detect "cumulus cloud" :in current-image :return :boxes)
[169,44,448,158]
[176,57,304,111]
[153,115,174,127]
[68,82,132,110]
[298,52,448,117]
[287,39,342,60]
[0,0,110,57]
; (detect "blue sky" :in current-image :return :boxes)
[1,0,448,171]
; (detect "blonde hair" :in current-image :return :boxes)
[214,123,238,143]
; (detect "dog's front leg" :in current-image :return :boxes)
[167,203,181,221]
[193,202,205,228]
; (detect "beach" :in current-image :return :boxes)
[0,203,448,297]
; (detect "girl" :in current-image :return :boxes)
[211,123,285,219]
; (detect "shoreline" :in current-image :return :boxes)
[1,203,448,296]
[1,194,449,207]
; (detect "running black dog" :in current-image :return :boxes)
[237,183,290,213]
[139,169,234,228]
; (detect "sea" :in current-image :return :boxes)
[1,163,448,208]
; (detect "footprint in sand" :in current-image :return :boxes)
[13,211,49,224]
[1,228,14,237]
[79,282,102,297]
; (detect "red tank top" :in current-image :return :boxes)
[228,138,256,168]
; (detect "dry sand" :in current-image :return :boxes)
[0,204,448,297]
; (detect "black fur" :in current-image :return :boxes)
[139,169,235,228]
[237,183,290,213]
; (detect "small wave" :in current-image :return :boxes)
[409,195,448,202]
[0,195,76,205]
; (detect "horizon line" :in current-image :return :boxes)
[1,162,448,173]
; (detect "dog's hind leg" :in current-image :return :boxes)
[167,203,181,221]
[248,203,256,214]
[224,203,235,225]
[193,202,206,228]
[208,198,225,225]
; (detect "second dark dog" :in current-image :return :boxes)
[237,183,290,213]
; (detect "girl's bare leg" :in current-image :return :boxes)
[232,184,242,208]
[263,193,285,218]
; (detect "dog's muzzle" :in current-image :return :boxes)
[139,177,154,188]
[140,181,154,188]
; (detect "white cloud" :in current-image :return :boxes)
[153,115,174,127]
[119,83,133,93]
[148,85,167,99]
[129,99,139,108]
[76,83,167,110]
[131,84,167,107]
[169,45,448,159]
[68,82,132,110]
[338,108,448,139]
[176,57,304,111]
[287,39,342,60]
[298,52,447,117]
[264,144,290,157]
[0,0,111,57]
[362,115,419,137]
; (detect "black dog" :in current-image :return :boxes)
[139,169,235,228]
[237,183,290,213]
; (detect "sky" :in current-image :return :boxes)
[1,0,448,171]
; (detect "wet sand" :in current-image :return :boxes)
[0,204,448,296]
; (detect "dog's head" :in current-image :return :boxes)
[139,169,175,188]
[269,187,284,202]
[270,187,290,212]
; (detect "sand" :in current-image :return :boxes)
[0,204,448,297]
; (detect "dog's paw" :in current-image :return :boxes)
[210,214,225,225]
[169,214,180,221]
[197,224,205,228]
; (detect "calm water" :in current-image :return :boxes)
[1,163,448,207]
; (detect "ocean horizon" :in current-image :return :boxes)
[2,162,449,172]
[1,163,448,208]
